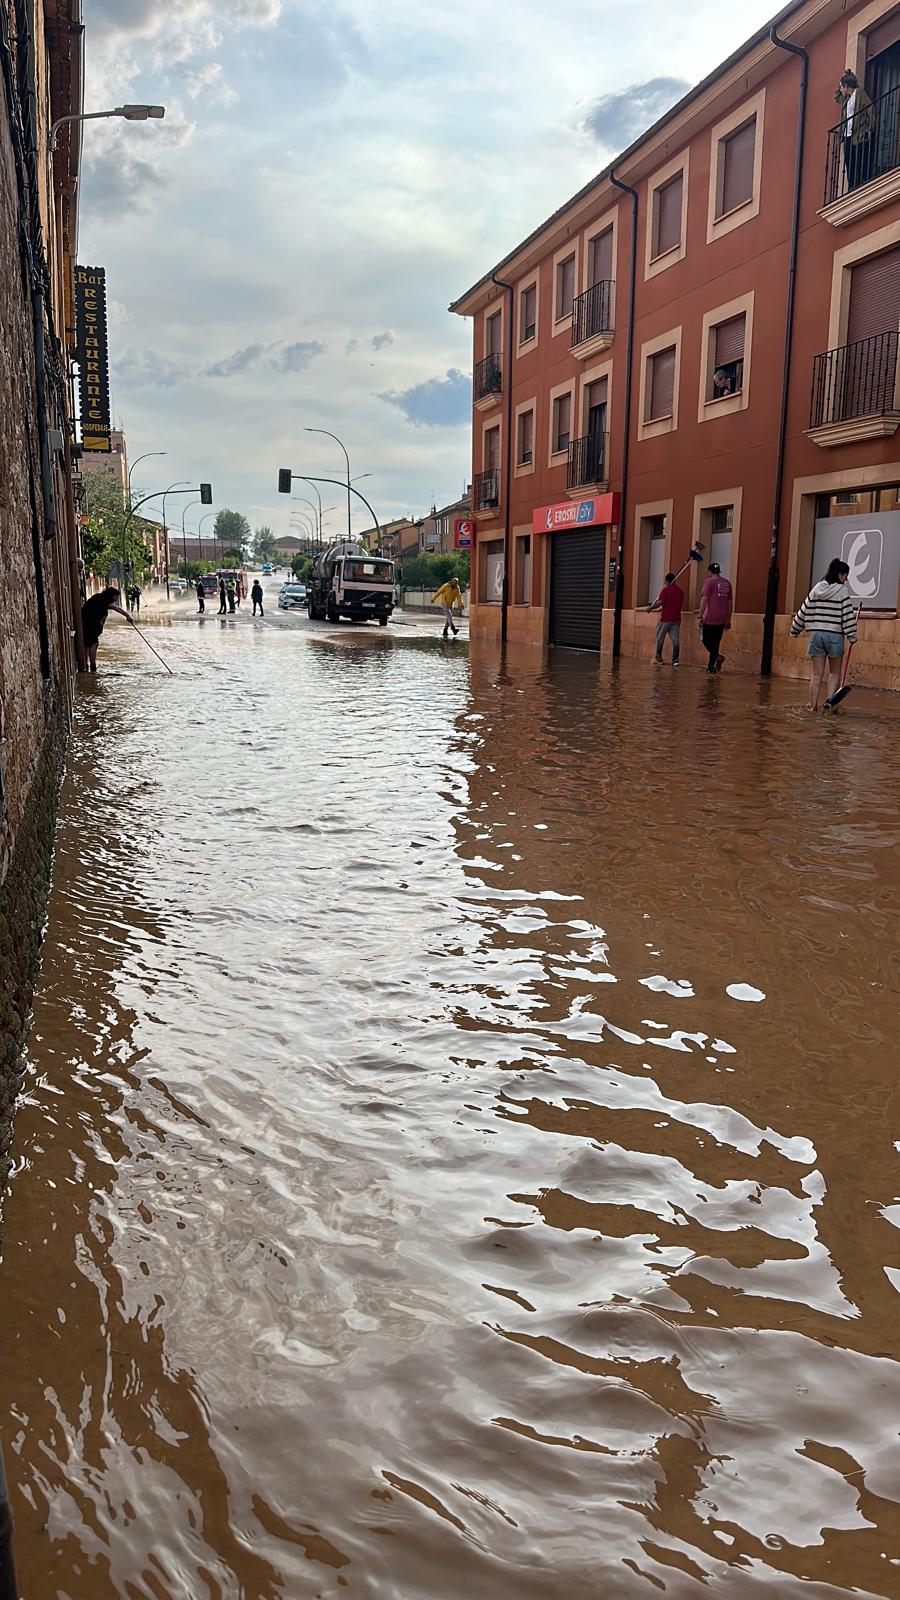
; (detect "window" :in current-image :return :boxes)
[646,515,667,603]
[517,407,534,465]
[520,284,536,343]
[716,118,756,218]
[834,491,860,506]
[484,425,500,471]
[514,535,532,605]
[556,254,576,320]
[651,172,683,259]
[585,376,607,437]
[486,311,501,355]
[587,226,613,286]
[479,538,504,604]
[709,506,733,577]
[552,392,572,453]
[709,314,746,399]
[645,347,676,421]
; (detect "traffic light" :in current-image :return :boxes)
[200,482,213,504]
[277,468,292,494]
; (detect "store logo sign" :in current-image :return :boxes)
[841,527,882,598]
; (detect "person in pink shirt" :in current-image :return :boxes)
[647,571,684,665]
[697,562,733,673]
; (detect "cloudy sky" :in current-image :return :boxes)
[81,0,776,542]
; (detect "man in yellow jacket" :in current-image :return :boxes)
[431,576,463,637]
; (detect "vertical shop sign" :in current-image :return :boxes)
[75,265,111,452]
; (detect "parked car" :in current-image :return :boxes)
[278,583,307,610]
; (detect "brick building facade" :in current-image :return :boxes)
[0,0,82,1158]
[452,0,900,689]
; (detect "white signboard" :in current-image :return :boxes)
[812,510,900,608]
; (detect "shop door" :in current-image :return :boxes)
[549,526,606,650]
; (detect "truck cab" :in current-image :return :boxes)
[307,544,395,625]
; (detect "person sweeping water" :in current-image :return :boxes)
[80,587,131,672]
[790,558,858,711]
[431,575,463,638]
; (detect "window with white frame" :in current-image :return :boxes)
[555,254,576,320]
[651,172,683,260]
[708,313,746,399]
[715,118,756,219]
[517,407,534,465]
[645,347,676,421]
[520,283,536,343]
[552,392,572,453]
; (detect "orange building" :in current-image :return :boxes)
[451,0,900,687]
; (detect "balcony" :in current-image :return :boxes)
[474,467,500,513]
[821,84,900,226]
[570,281,614,357]
[567,431,607,492]
[473,351,502,410]
[808,329,900,447]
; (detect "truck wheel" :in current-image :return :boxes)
[378,615,388,626]
[307,600,315,619]
[327,597,339,622]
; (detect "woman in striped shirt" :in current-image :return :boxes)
[790,558,858,711]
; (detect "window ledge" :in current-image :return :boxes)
[806,414,900,448]
[649,243,680,266]
[699,389,745,422]
[552,314,574,335]
[819,166,900,227]
[713,197,752,225]
[518,336,537,354]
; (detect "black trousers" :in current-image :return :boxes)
[701,623,725,671]
[198,597,205,612]
[253,600,263,615]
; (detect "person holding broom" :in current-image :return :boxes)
[790,557,857,711]
[80,587,131,672]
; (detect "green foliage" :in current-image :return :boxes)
[222,546,245,565]
[290,554,312,581]
[81,474,152,584]
[214,508,251,559]
[253,525,278,564]
[397,552,470,590]
[177,559,216,580]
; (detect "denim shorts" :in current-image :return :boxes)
[807,630,845,659]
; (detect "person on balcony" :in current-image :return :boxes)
[835,70,875,193]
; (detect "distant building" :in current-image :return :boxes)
[418,488,473,554]
[80,428,128,499]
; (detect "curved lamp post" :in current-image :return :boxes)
[181,498,203,577]
[304,428,351,542]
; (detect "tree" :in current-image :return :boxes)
[397,552,469,590]
[213,508,251,561]
[253,525,277,565]
[81,473,152,585]
[290,554,312,581]
[222,546,245,565]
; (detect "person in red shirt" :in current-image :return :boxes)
[697,562,734,672]
[647,572,684,665]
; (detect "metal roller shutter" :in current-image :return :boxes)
[655,173,683,255]
[550,527,606,650]
[714,314,745,365]
[847,245,900,343]
[721,118,755,213]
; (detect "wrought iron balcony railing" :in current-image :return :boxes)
[824,83,900,206]
[567,430,607,490]
[474,467,500,511]
[809,329,899,428]
[571,281,614,348]
[474,351,502,402]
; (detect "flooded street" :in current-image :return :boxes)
[2,591,900,1599]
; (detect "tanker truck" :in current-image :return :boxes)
[306,540,396,625]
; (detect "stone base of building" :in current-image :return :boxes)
[0,706,67,1170]
[602,610,900,689]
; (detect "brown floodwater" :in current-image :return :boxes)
[2,604,900,1599]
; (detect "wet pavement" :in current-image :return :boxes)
[2,580,899,1598]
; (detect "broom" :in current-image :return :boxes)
[823,605,861,710]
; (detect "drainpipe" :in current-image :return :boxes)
[762,27,809,675]
[490,270,514,643]
[609,168,638,659]
[16,0,59,547]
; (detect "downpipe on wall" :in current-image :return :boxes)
[490,270,515,644]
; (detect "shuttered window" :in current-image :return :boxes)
[866,11,900,61]
[714,314,745,365]
[586,377,608,433]
[847,245,900,343]
[520,284,536,342]
[718,118,756,215]
[517,408,534,464]
[485,425,500,470]
[588,227,613,285]
[556,255,576,319]
[652,173,683,258]
[646,347,676,420]
[486,312,501,355]
[553,392,572,451]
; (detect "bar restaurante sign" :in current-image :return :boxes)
[75,265,112,453]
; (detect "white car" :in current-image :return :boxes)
[278,583,307,610]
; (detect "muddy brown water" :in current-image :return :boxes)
[2,608,899,1599]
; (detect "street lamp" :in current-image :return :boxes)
[304,427,351,542]
[128,450,166,501]
[181,499,203,578]
[51,104,166,151]
[278,470,381,547]
[196,511,216,565]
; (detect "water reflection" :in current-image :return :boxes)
[2,617,899,1598]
